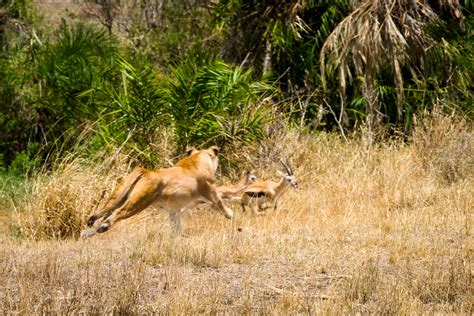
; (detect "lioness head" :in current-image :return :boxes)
[204,146,219,173]
[177,146,220,176]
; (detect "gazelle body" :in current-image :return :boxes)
[217,170,257,200]
[241,160,298,213]
[184,171,257,210]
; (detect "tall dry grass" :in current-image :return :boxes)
[412,110,473,184]
[9,152,133,240]
[0,113,472,314]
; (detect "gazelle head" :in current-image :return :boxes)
[278,159,299,189]
[245,170,258,185]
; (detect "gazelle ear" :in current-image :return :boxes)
[276,170,286,177]
[209,146,220,156]
[244,169,255,176]
[186,147,198,156]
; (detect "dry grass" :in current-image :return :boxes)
[413,110,474,184]
[1,115,473,314]
[9,152,132,240]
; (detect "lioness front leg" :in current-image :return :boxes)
[201,185,233,219]
[168,210,182,233]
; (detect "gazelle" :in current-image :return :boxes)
[184,170,257,210]
[241,159,299,213]
[217,170,257,200]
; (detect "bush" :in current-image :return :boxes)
[1,20,122,169]
[8,149,41,176]
[162,55,273,151]
[35,21,120,132]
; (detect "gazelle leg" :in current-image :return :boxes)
[251,200,264,214]
[241,194,249,213]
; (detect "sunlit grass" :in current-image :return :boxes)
[0,115,472,313]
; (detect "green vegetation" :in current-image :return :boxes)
[0,0,473,170]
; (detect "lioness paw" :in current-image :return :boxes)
[224,208,234,219]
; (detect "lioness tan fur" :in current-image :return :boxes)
[80,146,233,238]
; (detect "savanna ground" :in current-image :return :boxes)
[0,114,472,314]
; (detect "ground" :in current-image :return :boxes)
[1,135,472,313]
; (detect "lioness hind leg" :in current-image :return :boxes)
[84,168,145,229]
[87,215,99,227]
[88,181,157,236]
[101,193,154,231]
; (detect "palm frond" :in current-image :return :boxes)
[161,56,273,149]
[320,0,467,131]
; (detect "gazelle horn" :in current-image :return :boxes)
[280,158,293,175]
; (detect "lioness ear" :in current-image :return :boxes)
[186,147,198,156]
[209,146,219,156]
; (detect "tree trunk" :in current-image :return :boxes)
[365,64,378,146]
[262,39,272,76]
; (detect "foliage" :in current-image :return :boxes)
[36,21,120,124]
[83,58,169,148]
[0,0,473,171]
[0,0,38,167]
[78,54,273,164]
[0,48,33,166]
[116,0,217,67]
[161,55,273,150]
[320,0,473,137]
[0,19,123,167]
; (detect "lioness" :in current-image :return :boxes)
[80,146,233,238]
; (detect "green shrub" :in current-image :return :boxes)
[162,55,273,150]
